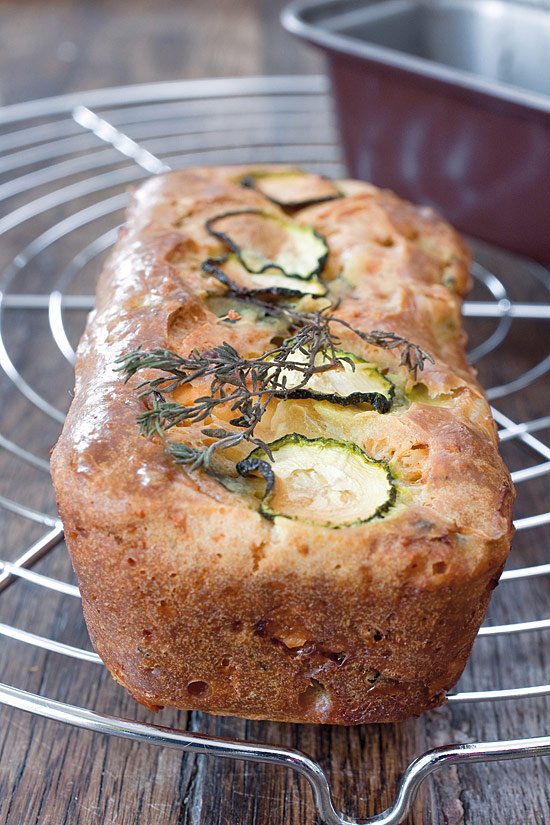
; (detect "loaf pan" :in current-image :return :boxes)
[282,0,550,261]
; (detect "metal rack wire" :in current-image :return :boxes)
[0,76,548,824]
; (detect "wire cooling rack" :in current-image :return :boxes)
[0,76,549,825]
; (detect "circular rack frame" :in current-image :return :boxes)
[0,76,549,824]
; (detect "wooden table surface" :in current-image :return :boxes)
[0,2,548,824]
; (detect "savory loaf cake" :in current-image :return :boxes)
[51,166,514,724]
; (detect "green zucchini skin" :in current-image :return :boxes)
[237,433,397,528]
[274,349,395,412]
[205,209,330,281]
[234,455,275,496]
[201,255,328,298]
[282,387,393,412]
[239,170,343,210]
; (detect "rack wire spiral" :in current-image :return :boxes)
[0,76,548,824]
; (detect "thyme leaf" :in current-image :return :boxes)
[164,440,207,471]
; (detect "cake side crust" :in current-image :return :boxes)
[51,166,514,724]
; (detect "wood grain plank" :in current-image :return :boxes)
[0,3,548,824]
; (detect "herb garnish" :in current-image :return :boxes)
[201,259,433,377]
[116,306,432,470]
[117,206,433,475]
[117,332,350,469]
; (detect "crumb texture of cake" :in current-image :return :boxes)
[51,166,514,724]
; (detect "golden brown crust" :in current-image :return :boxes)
[51,166,514,724]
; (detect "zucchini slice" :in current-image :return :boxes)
[240,170,342,210]
[237,434,395,528]
[204,295,287,326]
[203,254,328,298]
[205,210,329,280]
[275,348,394,412]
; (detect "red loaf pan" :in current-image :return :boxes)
[282,0,550,261]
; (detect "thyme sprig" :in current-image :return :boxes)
[115,332,351,469]
[202,258,433,378]
[117,207,433,474]
[116,299,431,470]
